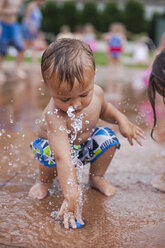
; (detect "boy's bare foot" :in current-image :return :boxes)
[89,176,116,197]
[28,182,51,199]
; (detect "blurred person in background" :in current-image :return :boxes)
[73,25,83,41]
[56,25,73,40]
[148,50,165,192]
[140,32,165,131]
[22,0,45,63]
[103,22,126,66]
[103,23,127,105]
[132,37,150,65]
[83,23,97,52]
[0,0,25,82]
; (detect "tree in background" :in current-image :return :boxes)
[123,0,148,34]
[149,12,165,46]
[60,1,78,31]
[100,1,123,33]
[80,1,99,29]
[39,0,163,44]
[41,1,61,34]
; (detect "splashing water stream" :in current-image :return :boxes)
[67,106,86,220]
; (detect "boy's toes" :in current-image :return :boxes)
[104,185,116,197]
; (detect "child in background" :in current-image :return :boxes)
[56,25,74,40]
[103,23,126,66]
[140,65,163,127]
[83,23,97,52]
[148,49,165,192]
[0,0,25,81]
[29,38,144,229]
[133,37,149,65]
[73,25,83,41]
[22,0,45,61]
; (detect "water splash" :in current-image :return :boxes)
[67,106,86,219]
[67,106,86,143]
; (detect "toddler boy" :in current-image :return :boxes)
[29,38,144,229]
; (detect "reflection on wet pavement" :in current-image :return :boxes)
[0,63,165,248]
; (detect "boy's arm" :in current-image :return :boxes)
[99,87,145,146]
[46,112,81,229]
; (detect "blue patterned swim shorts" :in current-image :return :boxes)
[30,126,120,167]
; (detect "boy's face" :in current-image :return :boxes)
[48,68,95,113]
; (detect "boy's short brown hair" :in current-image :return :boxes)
[41,38,95,88]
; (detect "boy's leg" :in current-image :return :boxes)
[29,162,57,199]
[89,145,116,197]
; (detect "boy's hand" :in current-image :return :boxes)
[56,199,84,229]
[119,117,145,146]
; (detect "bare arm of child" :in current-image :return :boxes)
[99,87,145,146]
[45,111,83,229]
[24,2,37,34]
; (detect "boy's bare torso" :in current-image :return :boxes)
[37,85,103,144]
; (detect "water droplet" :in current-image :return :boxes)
[53,109,58,114]
[59,125,65,131]
[35,119,41,125]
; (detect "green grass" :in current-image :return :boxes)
[94,52,149,69]
[94,52,108,66]
[5,55,32,63]
[5,52,149,69]
[123,63,149,69]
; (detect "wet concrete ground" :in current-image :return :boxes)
[0,62,165,248]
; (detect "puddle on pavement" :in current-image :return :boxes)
[0,65,165,248]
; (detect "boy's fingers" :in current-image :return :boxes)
[63,213,69,229]
[135,129,146,139]
[136,127,146,139]
[133,134,143,146]
[135,138,142,146]
[128,137,133,146]
[69,216,77,229]
[56,211,63,220]
[63,212,77,229]
[138,133,145,139]
[56,203,66,220]
[76,216,85,225]
[136,126,144,132]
